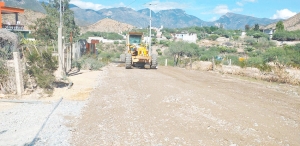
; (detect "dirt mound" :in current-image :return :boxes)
[191,61,213,71]
[80,18,135,33]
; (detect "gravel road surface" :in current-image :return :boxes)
[71,65,300,145]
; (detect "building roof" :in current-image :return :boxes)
[0,2,24,14]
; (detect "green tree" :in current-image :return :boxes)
[245,25,250,31]
[254,24,260,31]
[168,41,198,66]
[30,0,80,43]
[276,21,284,31]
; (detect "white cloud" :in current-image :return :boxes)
[145,0,187,11]
[271,9,297,19]
[70,0,109,10]
[210,16,218,21]
[118,2,126,7]
[213,5,242,15]
[236,2,243,6]
[236,0,257,7]
[213,5,230,14]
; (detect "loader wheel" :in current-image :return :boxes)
[120,54,125,62]
[151,54,157,69]
[125,53,132,69]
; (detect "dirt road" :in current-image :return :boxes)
[72,65,300,145]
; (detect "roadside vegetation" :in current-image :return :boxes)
[158,21,300,84]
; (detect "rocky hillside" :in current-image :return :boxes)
[72,7,209,28]
[72,6,281,30]
[263,13,300,31]
[2,9,46,30]
[4,0,46,13]
[80,18,135,33]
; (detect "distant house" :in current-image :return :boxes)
[261,28,275,39]
[174,33,197,43]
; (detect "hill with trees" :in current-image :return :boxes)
[263,13,300,31]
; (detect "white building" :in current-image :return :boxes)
[174,33,197,43]
[262,29,275,39]
[87,37,123,43]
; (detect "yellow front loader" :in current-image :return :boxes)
[120,32,157,69]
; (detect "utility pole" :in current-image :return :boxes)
[148,3,157,56]
[57,0,63,77]
[149,7,151,56]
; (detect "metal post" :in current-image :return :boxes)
[149,7,151,56]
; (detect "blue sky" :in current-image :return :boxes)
[68,0,300,21]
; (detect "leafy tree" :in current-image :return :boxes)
[29,10,58,43]
[208,34,219,41]
[245,25,250,31]
[276,21,284,31]
[164,32,172,40]
[30,0,80,43]
[254,24,260,31]
[168,41,199,66]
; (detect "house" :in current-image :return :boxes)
[261,28,275,39]
[0,1,30,37]
[174,33,197,43]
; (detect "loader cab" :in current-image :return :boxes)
[129,35,142,45]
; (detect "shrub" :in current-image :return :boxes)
[159,40,170,47]
[156,49,162,55]
[113,41,119,44]
[208,34,219,41]
[26,50,57,92]
[263,47,287,63]
[200,49,219,61]
[273,30,300,41]
[247,56,271,72]
[248,50,262,57]
[218,46,237,53]
[225,55,239,66]
[157,55,174,66]
[78,55,105,70]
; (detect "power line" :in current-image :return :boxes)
[127,0,138,7]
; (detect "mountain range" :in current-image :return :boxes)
[70,5,280,30]
[4,1,283,30]
[3,0,46,13]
